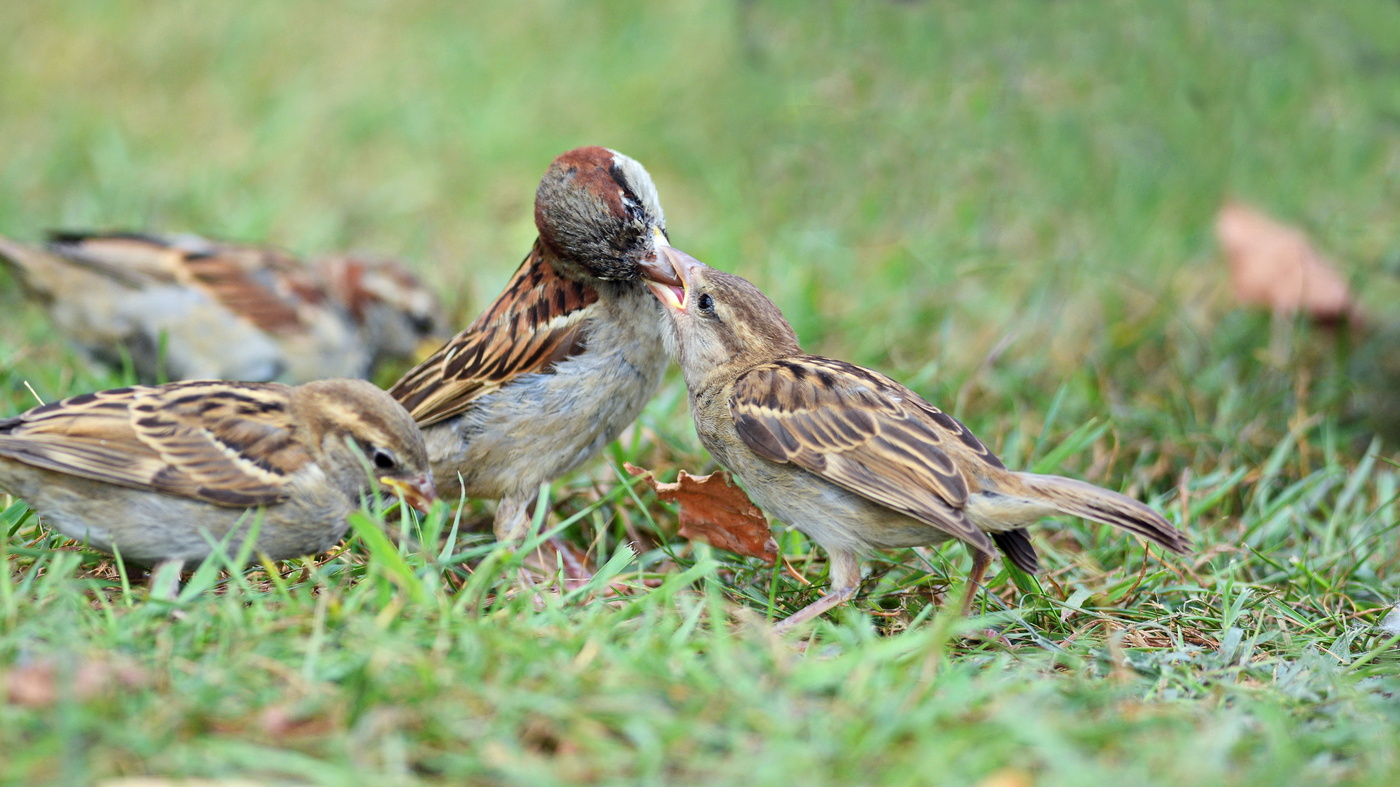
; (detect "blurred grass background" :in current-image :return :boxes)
[4,1,1400,784]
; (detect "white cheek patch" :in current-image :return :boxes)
[607,151,666,226]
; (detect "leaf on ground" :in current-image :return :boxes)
[625,463,777,565]
[1216,200,1362,323]
[4,657,147,707]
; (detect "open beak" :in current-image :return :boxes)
[642,245,705,313]
[381,473,438,514]
[639,226,683,288]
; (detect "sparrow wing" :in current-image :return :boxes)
[0,381,312,507]
[388,240,599,427]
[47,231,312,334]
[729,355,999,554]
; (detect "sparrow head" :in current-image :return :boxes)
[290,378,437,513]
[641,246,801,385]
[533,146,677,283]
[316,255,446,361]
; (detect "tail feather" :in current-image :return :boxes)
[0,236,58,297]
[991,528,1040,573]
[1016,472,1190,554]
[0,236,37,272]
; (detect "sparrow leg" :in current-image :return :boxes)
[775,549,862,632]
[959,549,993,617]
[493,495,536,543]
[145,558,185,603]
[492,494,553,601]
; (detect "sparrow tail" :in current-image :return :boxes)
[1011,472,1190,554]
[0,236,59,298]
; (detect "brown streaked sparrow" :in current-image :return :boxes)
[388,146,680,543]
[0,378,436,568]
[642,247,1191,630]
[0,231,444,384]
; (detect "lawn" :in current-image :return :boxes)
[3,1,1400,784]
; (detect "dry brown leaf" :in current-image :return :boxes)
[5,657,147,707]
[1216,200,1362,323]
[625,463,778,565]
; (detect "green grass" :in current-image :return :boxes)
[4,1,1400,784]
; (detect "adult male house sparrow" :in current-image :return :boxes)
[0,231,444,384]
[0,378,436,567]
[389,146,680,542]
[643,247,1190,630]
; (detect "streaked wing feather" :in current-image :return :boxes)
[43,231,184,287]
[0,382,310,507]
[388,241,599,427]
[178,250,310,333]
[48,232,310,333]
[730,356,996,553]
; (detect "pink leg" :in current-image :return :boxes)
[493,495,534,543]
[775,550,862,632]
[959,549,992,617]
[492,494,547,598]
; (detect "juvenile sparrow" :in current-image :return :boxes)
[0,231,444,384]
[389,146,680,542]
[0,378,436,568]
[643,247,1191,630]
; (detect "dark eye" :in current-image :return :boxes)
[697,293,715,312]
[373,449,398,470]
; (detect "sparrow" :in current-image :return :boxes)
[642,247,1191,630]
[0,378,437,568]
[0,231,444,384]
[388,146,680,542]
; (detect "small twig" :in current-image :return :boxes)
[22,380,45,407]
[783,556,811,586]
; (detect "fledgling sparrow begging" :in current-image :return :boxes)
[388,146,679,542]
[0,378,436,569]
[0,232,444,383]
[643,247,1190,630]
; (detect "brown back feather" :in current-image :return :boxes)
[0,381,309,507]
[388,241,599,426]
[730,355,999,555]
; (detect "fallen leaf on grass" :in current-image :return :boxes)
[5,657,147,707]
[625,463,777,565]
[1216,200,1362,323]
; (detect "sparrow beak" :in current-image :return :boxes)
[639,227,683,289]
[381,473,438,514]
[643,245,705,313]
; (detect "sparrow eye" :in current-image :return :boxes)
[373,448,398,470]
[697,293,715,312]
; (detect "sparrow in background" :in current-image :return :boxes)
[389,146,680,542]
[0,231,445,384]
[0,378,436,569]
[643,247,1190,630]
